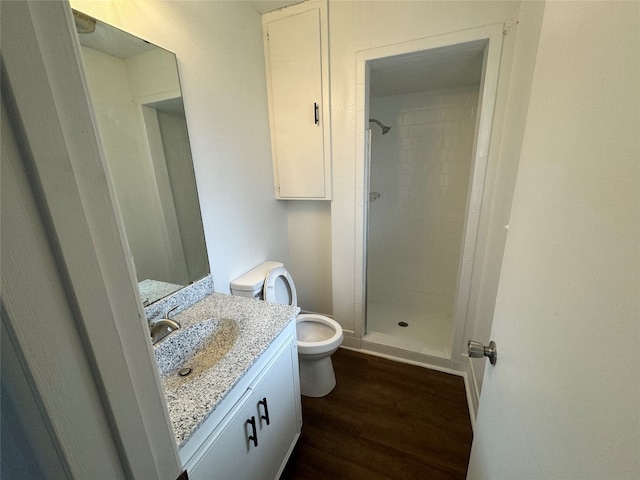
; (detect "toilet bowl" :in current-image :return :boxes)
[296,314,343,397]
[230,261,343,397]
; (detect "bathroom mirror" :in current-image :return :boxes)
[74,9,209,306]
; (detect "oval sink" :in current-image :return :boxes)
[154,317,239,381]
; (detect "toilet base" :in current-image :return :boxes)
[298,355,336,397]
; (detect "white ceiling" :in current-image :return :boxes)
[369,40,486,98]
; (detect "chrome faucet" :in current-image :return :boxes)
[150,305,181,345]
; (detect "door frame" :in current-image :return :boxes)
[2,1,181,477]
[353,24,504,385]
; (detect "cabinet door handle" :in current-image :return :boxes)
[259,397,270,426]
[314,102,319,125]
[247,416,258,447]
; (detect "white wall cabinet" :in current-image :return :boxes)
[263,0,331,200]
[182,321,301,479]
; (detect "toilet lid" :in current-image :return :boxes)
[263,266,297,307]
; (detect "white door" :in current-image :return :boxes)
[467,2,639,479]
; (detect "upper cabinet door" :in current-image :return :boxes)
[264,1,331,200]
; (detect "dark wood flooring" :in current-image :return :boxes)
[280,348,473,480]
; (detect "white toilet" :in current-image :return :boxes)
[231,261,343,397]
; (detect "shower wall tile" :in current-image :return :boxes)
[367,85,479,318]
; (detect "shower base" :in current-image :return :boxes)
[364,303,453,359]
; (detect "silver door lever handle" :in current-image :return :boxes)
[468,340,497,365]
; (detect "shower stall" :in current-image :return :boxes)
[363,40,485,359]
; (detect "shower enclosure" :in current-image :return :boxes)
[363,41,485,359]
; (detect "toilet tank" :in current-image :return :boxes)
[230,261,284,299]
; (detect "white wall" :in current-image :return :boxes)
[126,48,181,101]
[156,109,209,282]
[81,45,178,283]
[72,0,290,293]
[285,201,333,314]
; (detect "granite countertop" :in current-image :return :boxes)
[155,292,299,448]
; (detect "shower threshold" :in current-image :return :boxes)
[363,330,451,359]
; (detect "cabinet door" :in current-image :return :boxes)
[187,387,257,480]
[266,7,329,199]
[251,338,300,478]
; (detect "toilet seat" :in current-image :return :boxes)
[263,266,297,307]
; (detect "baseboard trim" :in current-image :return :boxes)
[340,344,463,377]
[463,361,478,432]
[467,359,481,428]
[339,332,360,349]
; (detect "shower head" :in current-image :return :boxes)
[369,118,391,135]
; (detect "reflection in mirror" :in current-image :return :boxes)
[74,10,209,306]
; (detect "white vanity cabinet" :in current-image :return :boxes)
[181,321,302,480]
[263,0,331,200]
